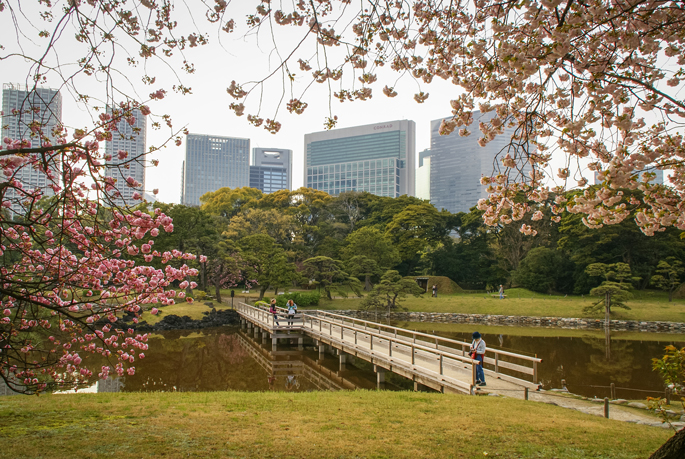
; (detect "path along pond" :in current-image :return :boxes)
[29,322,685,400]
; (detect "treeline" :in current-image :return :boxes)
[134,186,684,298]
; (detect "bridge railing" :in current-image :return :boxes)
[307,310,542,385]
[301,311,480,392]
[236,302,304,329]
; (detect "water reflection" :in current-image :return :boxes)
[5,324,680,398]
[395,322,685,399]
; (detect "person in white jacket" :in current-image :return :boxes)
[470,331,486,386]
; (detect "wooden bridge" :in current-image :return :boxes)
[236,302,542,395]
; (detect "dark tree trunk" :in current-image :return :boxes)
[259,285,268,300]
[215,278,222,303]
[649,428,685,459]
[364,275,371,291]
[273,286,279,296]
[200,261,207,292]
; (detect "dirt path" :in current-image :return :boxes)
[482,385,682,427]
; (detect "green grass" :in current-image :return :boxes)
[308,288,685,323]
[0,391,672,458]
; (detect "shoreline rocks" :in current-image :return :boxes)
[119,309,240,332]
[330,310,685,333]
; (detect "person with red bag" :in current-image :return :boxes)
[470,331,486,386]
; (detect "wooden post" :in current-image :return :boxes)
[610,382,616,400]
[524,387,529,401]
[411,345,415,365]
[389,340,392,357]
[604,398,609,418]
[439,354,443,376]
[495,353,499,374]
[533,355,538,384]
[472,359,477,387]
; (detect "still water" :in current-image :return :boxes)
[42,325,685,398]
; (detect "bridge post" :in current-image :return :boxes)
[253,325,259,338]
[272,335,278,352]
[262,331,267,345]
[338,350,346,371]
[374,365,385,390]
[318,342,325,360]
[298,337,304,351]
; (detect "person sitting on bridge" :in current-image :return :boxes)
[470,331,487,387]
[269,299,280,326]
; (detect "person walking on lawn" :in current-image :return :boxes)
[499,284,504,299]
[470,331,486,387]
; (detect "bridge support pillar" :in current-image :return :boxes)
[298,337,304,351]
[414,381,428,392]
[253,326,259,338]
[318,343,325,359]
[374,365,385,390]
[338,351,347,371]
[262,332,267,345]
[272,336,278,352]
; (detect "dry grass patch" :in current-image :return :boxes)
[0,391,671,458]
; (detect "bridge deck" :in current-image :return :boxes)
[236,302,541,395]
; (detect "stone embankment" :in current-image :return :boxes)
[332,310,685,333]
[117,307,240,332]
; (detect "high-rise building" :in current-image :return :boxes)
[304,120,415,198]
[429,112,530,214]
[1,83,62,215]
[415,149,431,200]
[181,134,250,206]
[104,107,147,208]
[250,147,292,193]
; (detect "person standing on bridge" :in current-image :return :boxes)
[470,331,486,387]
[286,299,298,327]
[269,298,280,326]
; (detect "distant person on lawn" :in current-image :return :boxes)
[470,331,486,387]
[499,284,504,299]
[432,284,437,298]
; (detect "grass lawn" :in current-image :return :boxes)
[309,288,685,323]
[0,391,672,459]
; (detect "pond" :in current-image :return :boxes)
[4,324,683,398]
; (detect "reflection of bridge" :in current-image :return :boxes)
[236,330,377,391]
[236,303,542,395]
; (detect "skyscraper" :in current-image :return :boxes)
[1,83,62,215]
[415,149,431,200]
[181,134,250,206]
[104,107,147,208]
[429,111,530,214]
[304,120,415,198]
[250,147,292,193]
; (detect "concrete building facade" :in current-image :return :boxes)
[1,83,62,215]
[304,120,415,198]
[250,147,292,193]
[429,112,530,214]
[181,133,250,206]
[104,107,147,208]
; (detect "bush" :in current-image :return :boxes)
[274,292,320,308]
[193,291,208,302]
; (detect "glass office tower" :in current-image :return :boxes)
[430,111,530,214]
[304,120,415,197]
[1,83,62,215]
[104,107,147,207]
[250,147,292,193]
[181,134,250,206]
